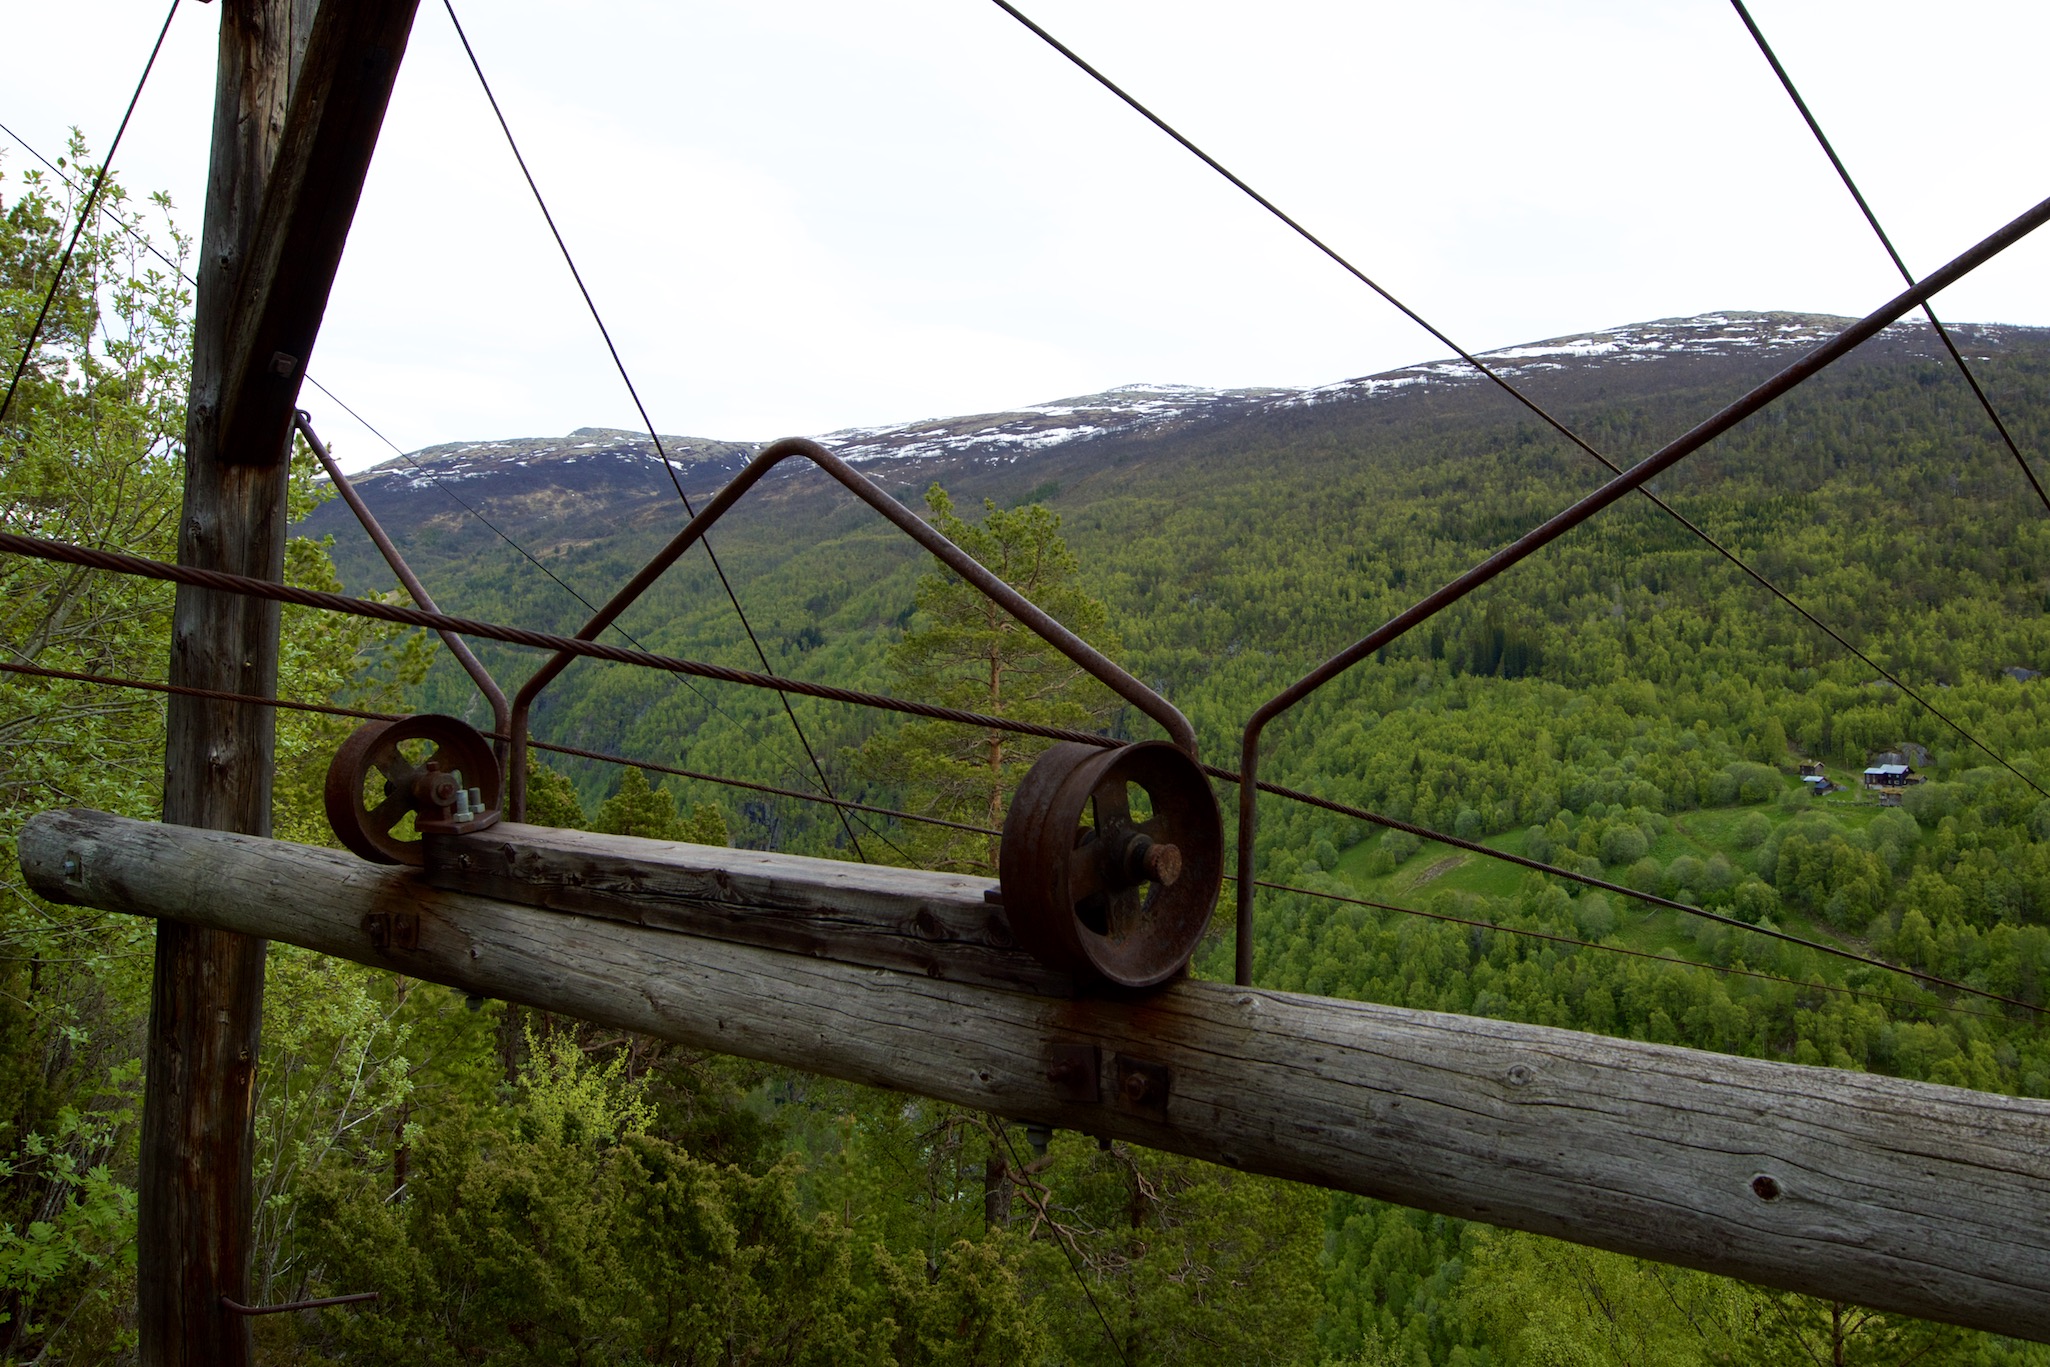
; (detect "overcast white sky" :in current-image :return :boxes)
[9,1,2050,471]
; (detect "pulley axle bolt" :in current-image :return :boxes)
[1120,833,1182,887]
[1144,841,1182,887]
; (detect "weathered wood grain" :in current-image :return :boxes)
[31,809,2050,1342]
[150,4,318,1362]
[153,4,414,1361]
[419,824,1084,996]
[213,0,421,468]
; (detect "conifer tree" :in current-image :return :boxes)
[856,484,1119,873]
[593,766,682,841]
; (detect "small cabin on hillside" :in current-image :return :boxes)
[1802,774,1839,795]
[1798,761,1826,778]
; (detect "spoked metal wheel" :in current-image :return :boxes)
[999,740,1223,988]
[322,714,500,865]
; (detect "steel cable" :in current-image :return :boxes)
[437,0,867,861]
[1236,876,2018,1023]
[0,556,2024,1017]
[287,399,908,858]
[0,119,857,829]
[6,654,2025,1020]
[0,657,983,838]
[1729,0,2050,514]
[0,0,180,427]
[0,529,1128,746]
[975,0,2050,983]
[1215,770,2041,1016]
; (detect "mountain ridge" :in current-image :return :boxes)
[302,308,2050,600]
[330,311,2045,493]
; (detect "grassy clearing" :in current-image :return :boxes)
[1327,782,1909,968]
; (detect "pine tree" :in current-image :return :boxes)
[854,484,1119,873]
[523,757,588,829]
[593,767,682,841]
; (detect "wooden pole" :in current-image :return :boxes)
[36,811,2050,1343]
[146,5,307,1360]
[146,0,416,1359]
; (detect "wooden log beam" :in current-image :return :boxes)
[152,3,412,1361]
[151,5,318,1363]
[418,823,1085,997]
[214,0,421,466]
[30,809,2050,1343]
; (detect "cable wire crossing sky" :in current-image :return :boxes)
[9,1,2050,470]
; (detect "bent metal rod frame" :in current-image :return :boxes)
[1229,189,2050,986]
[293,411,511,747]
[504,435,1197,819]
[0,529,1150,753]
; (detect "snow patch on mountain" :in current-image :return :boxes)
[343,313,2036,487]
[817,382,1290,464]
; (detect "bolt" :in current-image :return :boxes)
[1046,1058,1083,1085]
[1143,842,1182,887]
[1121,1071,1151,1105]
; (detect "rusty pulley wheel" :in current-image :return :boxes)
[999,741,1223,988]
[323,714,501,865]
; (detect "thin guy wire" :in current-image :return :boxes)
[987,0,2049,800]
[0,658,958,838]
[0,525,2019,1016]
[0,0,180,427]
[993,1122,1127,1364]
[0,529,1133,745]
[287,393,908,856]
[0,120,190,281]
[437,0,867,863]
[3,655,2019,1021]
[1729,0,2050,514]
[0,121,860,827]
[0,118,867,830]
[1219,766,2038,1015]
[1237,876,2014,1024]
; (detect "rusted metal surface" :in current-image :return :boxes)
[1112,1054,1171,1118]
[999,741,1221,988]
[0,531,1137,754]
[295,412,509,744]
[1045,1043,1100,1101]
[323,714,500,865]
[0,658,1007,841]
[505,435,1196,819]
[1230,189,2050,985]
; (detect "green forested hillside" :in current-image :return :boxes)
[347,321,2050,1360]
[9,134,2050,1364]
